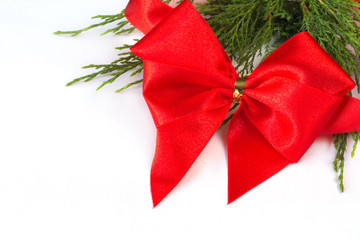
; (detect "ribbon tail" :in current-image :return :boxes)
[227,107,289,204]
[321,95,360,135]
[125,0,173,34]
[151,107,230,207]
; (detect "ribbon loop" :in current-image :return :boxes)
[125,0,172,34]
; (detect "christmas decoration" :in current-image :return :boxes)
[126,0,360,206]
[55,0,360,204]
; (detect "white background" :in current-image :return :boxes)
[1,0,360,239]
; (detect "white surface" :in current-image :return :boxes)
[0,0,360,239]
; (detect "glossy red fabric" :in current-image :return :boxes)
[124,0,172,34]
[126,0,360,206]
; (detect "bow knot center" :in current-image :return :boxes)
[233,76,247,103]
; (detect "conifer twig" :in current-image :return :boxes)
[65,42,143,92]
[54,10,134,36]
[333,133,347,192]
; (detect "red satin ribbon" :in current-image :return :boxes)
[124,0,172,34]
[126,0,360,206]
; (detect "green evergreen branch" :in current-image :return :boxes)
[54,10,134,36]
[333,133,348,192]
[198,0,266,74]
[333,132,360,192]
[351,132,360,157]
[197,0,292,75]
[66,42,143,92]
[115,79,143,93]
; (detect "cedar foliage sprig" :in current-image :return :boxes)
[333,131,360,192]
[197,0,279,75]
[54,0,183,92]
[54,10,135,36]
[333,133,347,192]
[54,11,142,92]
[65,43,143,92]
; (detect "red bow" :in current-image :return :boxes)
[126,0,360,207]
